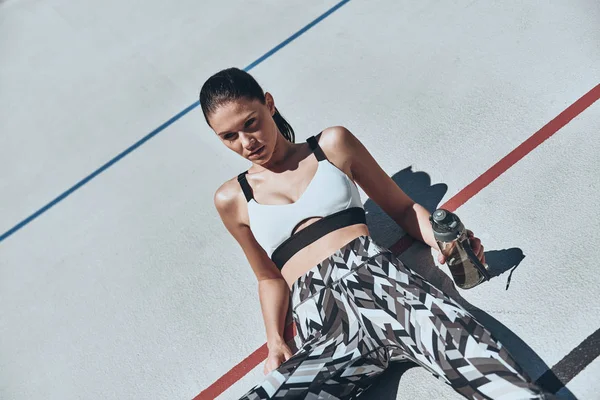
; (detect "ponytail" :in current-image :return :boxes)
[272,107,295,143]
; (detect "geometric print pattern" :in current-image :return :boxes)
[239,235,554,399]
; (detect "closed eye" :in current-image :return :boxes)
[245,118,256,128]
[221,117,256,141]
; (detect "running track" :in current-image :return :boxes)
[0,1,597,398]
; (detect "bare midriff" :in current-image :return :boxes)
[279,220,370,288]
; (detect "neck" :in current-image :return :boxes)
[255,133,297,172]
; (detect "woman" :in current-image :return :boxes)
[200,67,552,399]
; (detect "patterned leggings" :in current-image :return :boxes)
[239,235,552,399]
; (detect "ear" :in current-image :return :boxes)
[264,92,276,116]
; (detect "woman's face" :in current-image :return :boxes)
[208,93,278,164]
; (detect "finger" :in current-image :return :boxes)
[438,252,446,264]
[265,359,277,375]
[477,245,484,258]
[467,230,475,238]
[271,360,277,372]
[477,246,485,262]
[472,241,483,257]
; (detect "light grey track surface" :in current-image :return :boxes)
[1,1,599,399]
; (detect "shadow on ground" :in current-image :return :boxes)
[359,166,576,399]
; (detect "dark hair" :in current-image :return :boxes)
[199,67,295,143]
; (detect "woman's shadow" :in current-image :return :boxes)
[358,166,576,399]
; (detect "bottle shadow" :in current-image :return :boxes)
[359,166,576,399]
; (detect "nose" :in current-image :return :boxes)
[240,133,258,150]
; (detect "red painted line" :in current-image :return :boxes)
[195,84,600,399]
[194,322,296,400]
[195,344,268,400]
[443,84,600,212]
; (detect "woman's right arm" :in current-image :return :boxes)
[213,180,293,373]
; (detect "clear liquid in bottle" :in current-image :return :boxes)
[430,209,490,289]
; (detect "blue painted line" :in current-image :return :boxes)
[245,0,350,71]
[0,0,351,243]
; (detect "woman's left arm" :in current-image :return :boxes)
[324,126,484,264]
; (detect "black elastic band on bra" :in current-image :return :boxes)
[307,135,326,161]
[271,207,367,270]
[237,171,253,202]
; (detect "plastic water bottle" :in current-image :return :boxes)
[430,209,491,289]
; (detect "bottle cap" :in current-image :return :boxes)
[431,208,464,242]
[432,209,449,223]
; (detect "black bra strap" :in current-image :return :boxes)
[307,134,326,161]
[237,171,254,202]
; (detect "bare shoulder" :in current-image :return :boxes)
[213,176,247,225]
[318,125,357,149]
[214,176,282,280]
[316,126,362,178]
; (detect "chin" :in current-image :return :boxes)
[258,147,272,163]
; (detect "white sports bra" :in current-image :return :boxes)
[237,134,365,269]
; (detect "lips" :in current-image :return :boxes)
[249,146,264,157]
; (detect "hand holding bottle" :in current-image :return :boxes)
[437,229,485,266]
[430,209,491,289]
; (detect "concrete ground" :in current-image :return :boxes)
[1,0,599,399]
